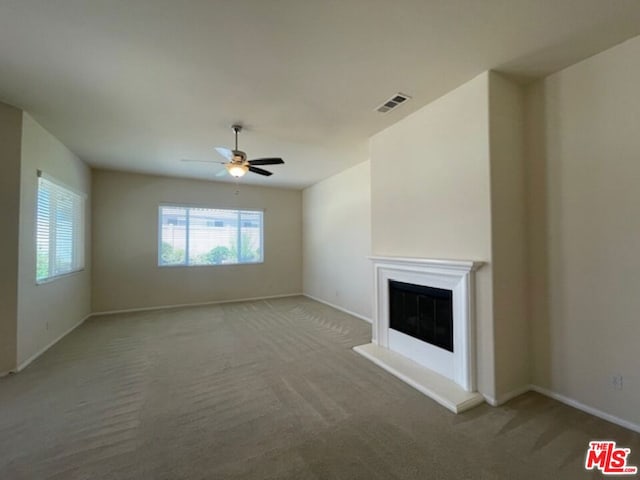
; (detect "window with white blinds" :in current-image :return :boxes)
[159,206,263,266]
[36,173,85,282]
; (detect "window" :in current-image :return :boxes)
[159,205,263,266]
[36,172,85,282]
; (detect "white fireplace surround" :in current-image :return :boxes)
[354,256,484,413]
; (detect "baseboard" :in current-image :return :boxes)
[482,384,639,433]
[303,293,372,324]
[14,312,92,373]
[91,293,304,317]
[484,384,532,407]
[483,394,497,406]
[530,384,640,434]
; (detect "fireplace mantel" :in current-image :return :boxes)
[354,255,485,413]
[368,256,482,272]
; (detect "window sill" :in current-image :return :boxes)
[158,261,264,268]
[36,268,85,285]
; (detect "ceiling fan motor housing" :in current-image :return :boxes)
[232,150,247,163]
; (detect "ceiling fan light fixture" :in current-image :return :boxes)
[227,163,249,178]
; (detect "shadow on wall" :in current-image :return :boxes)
[525,81,552,388]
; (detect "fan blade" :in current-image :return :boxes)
[248,157,284,166]
[214,147,233,160]
[248,166,273,176]
[181,159,226,164]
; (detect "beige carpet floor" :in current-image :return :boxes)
[0,296,638,479]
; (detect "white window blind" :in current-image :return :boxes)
[36,172,85,282]
[159,206,263,266]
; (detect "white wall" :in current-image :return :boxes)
[17,113,92,367]
[527,35,640,426]
[92,169,302,312]
[0,101,22,374]
[303,160,371,321]
[488,72,529,399]
[369,73,497,399]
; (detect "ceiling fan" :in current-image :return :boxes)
[182,125,284,178]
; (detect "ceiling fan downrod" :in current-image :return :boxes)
[232,124,242,151]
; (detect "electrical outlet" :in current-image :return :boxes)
[612,374,623,391]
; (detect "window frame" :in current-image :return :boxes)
[157,204,265,268]
[35,171,86,284]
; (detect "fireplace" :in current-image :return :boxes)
[354,256,484,413]
[389,280,454,353]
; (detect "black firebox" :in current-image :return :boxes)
[389,280,454,352]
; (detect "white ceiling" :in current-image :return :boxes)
[1,0,640,189]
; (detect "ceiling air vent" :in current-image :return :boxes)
[376,93,411,113]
